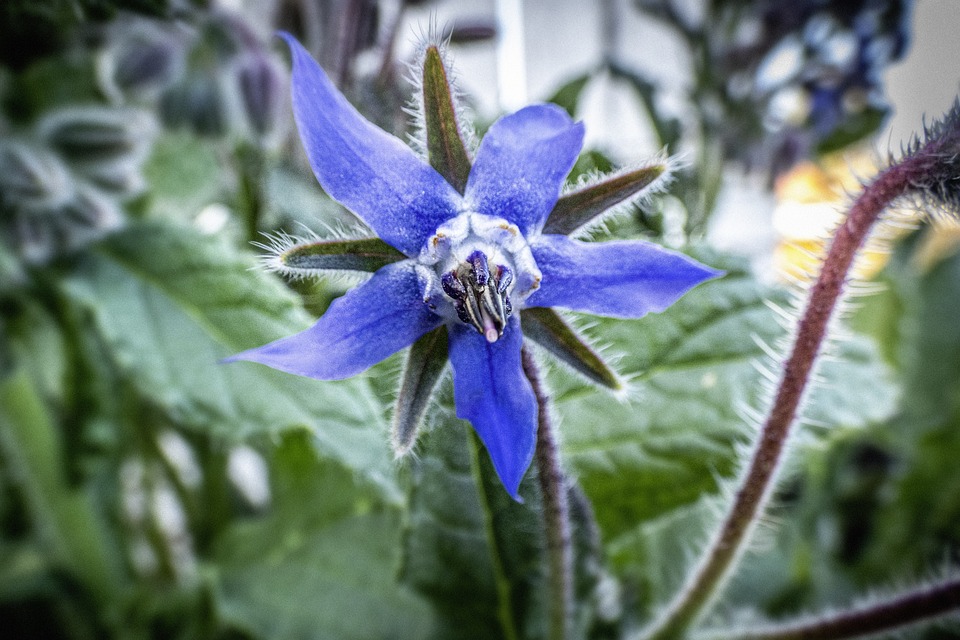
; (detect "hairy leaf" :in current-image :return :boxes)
[216,431,435,639]
[60,221,399,499]
[400,404,546,640]
[551,251,897,578]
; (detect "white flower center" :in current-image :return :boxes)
[416,212,541,342]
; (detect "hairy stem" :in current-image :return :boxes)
[522,346,573,640]
[644,151,940,640]
[708,576,960,640]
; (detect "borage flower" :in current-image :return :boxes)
[229,34,721,498]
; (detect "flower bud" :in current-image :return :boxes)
[112,33,179,94]
[0,140,73,210]
[39,106,151,165]
[57,184,124,252]
[446,21,498,45]
[160,73,228,137]
[235,52,283,137]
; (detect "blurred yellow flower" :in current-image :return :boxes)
[772,148,889,281]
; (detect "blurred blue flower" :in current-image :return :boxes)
[229,34,720,498]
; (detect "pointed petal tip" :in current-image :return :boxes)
[696,265,727,286]
[279,28,460,255]
[529,236,725,318]
[275,31,306,59]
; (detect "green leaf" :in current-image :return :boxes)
[400,404,546,640]
[400,385,621,638]
[60,221,400,499]
[810,240,960,582]
[216,431,435,639]
[392,326,448,455]
[0,371,122,604]
[422,46,472,193]
[816,106,888,155]
[607,61,682,150]
[551,251,897,574]
[266,163,360,231]
[142,132,225,221]
[5,299,67,405]
[890,236,960,426]
[521,307,621,390]
[9,54,101,118]
[278,236,405,272]
[546,72,592,117]
[544,164,666,235]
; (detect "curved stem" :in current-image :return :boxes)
[644,151,941,640]
[522,346,573,640]
[703,576,960,640]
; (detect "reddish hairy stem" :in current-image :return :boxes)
[644,152,940,640]
[712,576,960,640]
[522,346,573,640]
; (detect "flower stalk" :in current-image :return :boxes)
[522,346,573,640]
[644,148,943,640]
[705,576,960,640]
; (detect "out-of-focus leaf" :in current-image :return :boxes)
[400,397,547,640]
[266,163,359,232]
[141,132,224,221]
[6,299,66,405]
[815,239,960,581]
[215,431,435,639]
[816,106,887,155]
[890,237,960,427]
[547,72,592,118]
[8,55,101,116]
[0,371,122,603]
[60,221,399,499]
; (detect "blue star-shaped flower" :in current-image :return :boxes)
[229,34,721,498]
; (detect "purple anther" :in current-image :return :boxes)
[453,300,471,325]
[496,265,513,293]
[468,250,489,288]
[441,271,466,299]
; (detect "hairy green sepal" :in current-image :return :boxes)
[392,326,449,455]
[543,164,665,235]
[280,237,405,272]
[521,308,621,390]
[422,46,472,194]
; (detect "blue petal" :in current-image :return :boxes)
[280,33,461,256]
[526,235,723,317]
[227,261,441,379]
[465,104,584,236]
[448,316,537,499]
